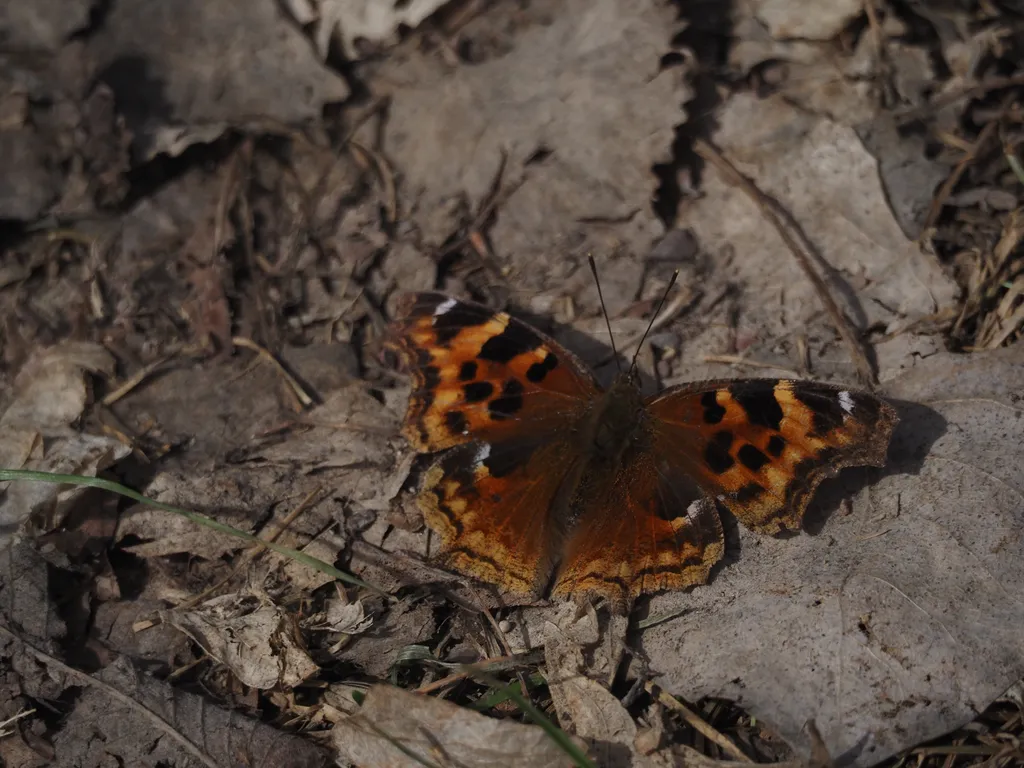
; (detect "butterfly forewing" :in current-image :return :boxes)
[388,292,600,452]
[646,379,898,534]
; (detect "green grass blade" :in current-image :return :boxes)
[464,667,596,768]
[0,468,388,598]
[471,673,545,711]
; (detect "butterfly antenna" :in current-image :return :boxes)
[629,269,679,376]
[588,255,621,373]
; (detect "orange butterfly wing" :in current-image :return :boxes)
[387,293,599,595]
[554,379,897,604]
[647,379,897,534]
[552,456,725,606]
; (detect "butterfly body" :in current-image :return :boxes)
[388,292,897,608]
[584,372,647,458]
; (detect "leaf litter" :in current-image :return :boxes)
[1,0,1024,767]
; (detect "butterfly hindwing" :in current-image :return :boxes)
[419,434,579,596]
[553,453,725,606]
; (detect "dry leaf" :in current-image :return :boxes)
[1,342,114,432]
[338,599,436,679]
[0,343,128,538]
[164,591,318,690]
[332,683,572,768]
[312,0,451,60]
[381,0,684,296]
[51,656,328,767]
[87,0,349,159]
[545,613,636,768]
[674,93,957,381]
[303,598,373,636]
[729,1,946,235]
[753,0,864,41]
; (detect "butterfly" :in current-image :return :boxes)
[387,291,898,608]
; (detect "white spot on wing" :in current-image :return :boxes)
[432,297,457,321]
[473,443,491,466]
[838,390,855,415]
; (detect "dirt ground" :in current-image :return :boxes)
[1,1,1023,767]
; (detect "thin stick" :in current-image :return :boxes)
[921,93,1013,233]
[102,353,177,406]
[414,652,539,694]
[700,354,802,378]
[896,72,1024,125]
[693,138,876,386]
[176,486,327,610]
[646,682,752,763]
[232,336,314,408]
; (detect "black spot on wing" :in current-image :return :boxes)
[488,378,525,420]
[704,430,735,474]
[735,482,765,504]
[444,410,468,436]
[701,391,725,424]
[767,435,786,457]
[483,439,537,479]
[731,384,784,430]
[526,352,559,383]
[459,361,478,381]
[422,365,441,391]
[478,322,542,363]
[737,444,770,472]
[463,381,494,403]
[431,301,490,346]
[846,391,883,422]
[792,387,846,436]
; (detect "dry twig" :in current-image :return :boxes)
[693,139,876,386]
[646,682,753,763]
[921,93,1014,233]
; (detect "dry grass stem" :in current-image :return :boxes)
[232,336,314,408]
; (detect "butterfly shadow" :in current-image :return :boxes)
[801,398,947,536]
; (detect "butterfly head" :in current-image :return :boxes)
[612,364,642,394]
